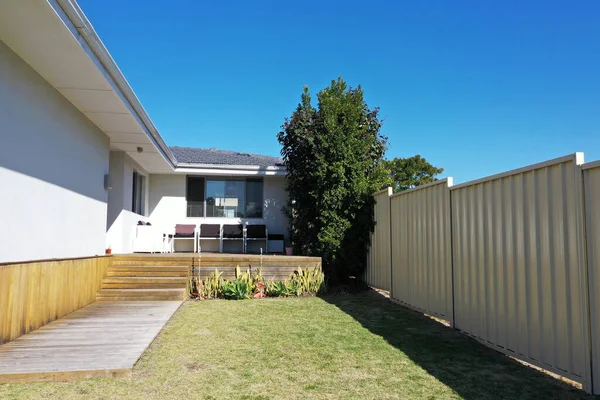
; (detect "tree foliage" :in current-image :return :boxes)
[278,78,388,281]
[382,155,443,192]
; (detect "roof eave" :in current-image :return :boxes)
[54,0,177,170]
[174,164,288,176]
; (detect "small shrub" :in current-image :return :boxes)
[189,269,224,299]
[221,279,250,300]
[190,265,325,300]
[265,281,286,297]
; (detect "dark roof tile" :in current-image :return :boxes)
[170,146,284,168]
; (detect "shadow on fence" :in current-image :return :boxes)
[320,288,594,400]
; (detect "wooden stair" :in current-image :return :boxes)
[97,262,190,301]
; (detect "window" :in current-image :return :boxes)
[206,180,245,217]
[186,177,205,217]
[245,178,263,218]
[132,171,144,215]
[186,176,264,218]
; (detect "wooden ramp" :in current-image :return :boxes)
[0,301,181,383]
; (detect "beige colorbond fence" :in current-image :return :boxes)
[365,187,392,291]
[584,160,600,392]
[452,154,590,388]
[390,179,454,322]
[366,153,600,394]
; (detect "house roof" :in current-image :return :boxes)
[170,147,284,168]
[0,0,177,174]
[0,0,284,175]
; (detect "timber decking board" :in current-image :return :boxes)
[0,301,181,383]
[112,252,322,265]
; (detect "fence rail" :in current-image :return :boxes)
[364,152,600,394]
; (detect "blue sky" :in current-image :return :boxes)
[79,0,599,183]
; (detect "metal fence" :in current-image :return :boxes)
[584,160,600,392]
[366,153,600,394]
[390,179,454,322]
[364,188,392,291]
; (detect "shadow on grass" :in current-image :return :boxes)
[320,287,596,400]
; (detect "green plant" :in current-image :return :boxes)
[221,279,250,300]
[234,265,265,294]
[189,277,200,298]
[265,280,286,297]
[190,266,323,300]
[290,266,325,294]
[278,78,388,282]
[195,269,224,299]
[382,155,444,192]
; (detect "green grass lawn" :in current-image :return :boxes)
[0,291,593,400]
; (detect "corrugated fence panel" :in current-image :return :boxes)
[583,160,600,393]
[451,153,591,388]
[365,187,392,291]
[390,179,454,322]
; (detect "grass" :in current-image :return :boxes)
[0,290,594,400]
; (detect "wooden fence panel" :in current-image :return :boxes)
[0,256,110,345]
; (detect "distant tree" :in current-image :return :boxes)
[382,155,443,192]
[278,78,388,282]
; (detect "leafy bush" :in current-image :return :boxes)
[265,266,324,298]
[278,78,388,282]
[190,265,325,300]
[221,279,250,300]
[235,266,264,294]
[290,266,324,294]
[189,269,224,299]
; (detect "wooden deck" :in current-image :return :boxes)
[0,301,181,383]
[114,252,322,281]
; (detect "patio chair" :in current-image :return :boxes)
[172,224,197,252]
[198,224,222,253]
[245,225,268,254]
[222,224,244,253]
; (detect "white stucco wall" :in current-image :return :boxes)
[148,174,289,252]
[106,151,150,253]
[0,41,109,263]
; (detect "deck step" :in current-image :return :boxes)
[108,270,189,277]
[103,277,188,284]
[108,265,190,272]
[96,288,186,301]
[97,296,185,301]
[101,276,187,289]
[111,260,194,266]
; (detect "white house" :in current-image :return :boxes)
[0,0,288,263]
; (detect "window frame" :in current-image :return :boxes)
[132,170,145,215]
[186,176,205,217]
[185,176,264,219]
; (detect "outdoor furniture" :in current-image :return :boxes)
[198,224,222,253]
[162,233,174,253]
[222,224,244,253]
[172,224,197,252]
[245,225,268,254]
[132,224,161,253]
[267,233,284,254]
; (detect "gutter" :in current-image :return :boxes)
[52,0,178,170]
[176,163,287,171]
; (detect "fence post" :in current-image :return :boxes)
[388,187,394,299]
[448,179,457,329]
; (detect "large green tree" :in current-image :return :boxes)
[278,78,388,281]
[383,155,443,192]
